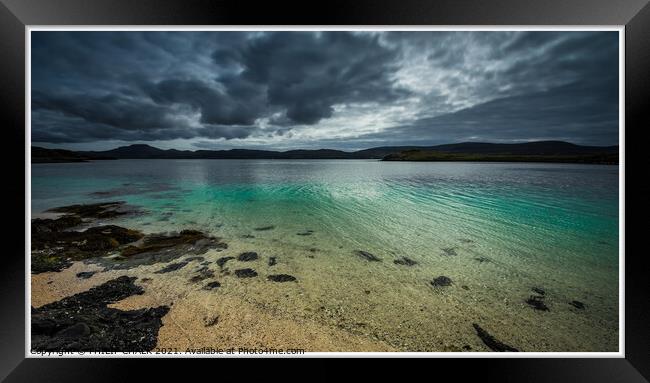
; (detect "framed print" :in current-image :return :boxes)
[0,0,648,381]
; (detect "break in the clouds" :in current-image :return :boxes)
[31,30,619,151]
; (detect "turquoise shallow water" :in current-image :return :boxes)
[31,160,620,351]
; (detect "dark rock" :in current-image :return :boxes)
[241,234,255,238]
[203,314,219,327]
[474,257,491,263]
[46,201,132,219]
[296,230,314,236]
[441,247,458,256]
[268,257,277,266]
[184,256,205,262]
[267,274,297,282]
[461,285,470,290]
[472,323,519,352]
[204,281,221,290]
[105,230,226,270]
[431,276,453,287]
[525,295,549,311]
[569,300,586,309]
[31,276,169,352]
[76,271,96,279]
[57,322,91,339]
[531,287,546,296]
[31,222,144,274]
[237,252,259,262]
[393,257,417,266]
[254,226,275,231]
[459,238,474,243]
[234,268,258,278]
[189,267,214,283]
[154,262,188,274]
[355,250,381,262]
[32,215,83,233]
[216,256,235,268]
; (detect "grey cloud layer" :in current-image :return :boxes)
[31,31,619,148]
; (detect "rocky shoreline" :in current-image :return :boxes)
[30,201,600,353]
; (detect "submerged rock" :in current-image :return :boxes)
[267,274,297,282]
[234,268,258,278]
[441,247,458,256]
[31,276,169,352]
[216,256,235,268]
[32,215,83,233]
[296,230,314,236]
[203,281,221,290]
[531,287,546,296]
[254,225,275,231]
[355,250,381,262]
[76,271,96,279]
[472,323,519,352]
[46,201,136,219]
[189,267,214,283]
[154,262,188,274]
[203,314,219,327]
[431,276,453,287]
[268,257,277,266]
[241,234,255,238]
[393,257,417,266]
[474,257,491,263]
[104,230,227,270]
[237,252,259,262]
[569,300,586,310]
[525,295,549,311]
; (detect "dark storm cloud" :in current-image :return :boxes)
[31,30,620,149]
[354,77,618,147]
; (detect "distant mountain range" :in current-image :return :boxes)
[31,141,619,164]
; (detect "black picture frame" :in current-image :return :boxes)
[1,0,648,381]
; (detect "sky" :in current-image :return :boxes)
[31,30,620,152]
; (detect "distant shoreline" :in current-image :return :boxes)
[31,140,619,164]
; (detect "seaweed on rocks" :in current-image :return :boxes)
[237,252,259,262]
[472,323,519,352]
[393,257,417,266]
[355,250,381,262]
[103,230,227,270]
[267,274,297,282]
[46,201,135,219]
[31,220,144,273]
[31,276,169,352]
[234,268,258,278]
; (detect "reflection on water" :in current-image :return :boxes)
[31,160,619,351]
